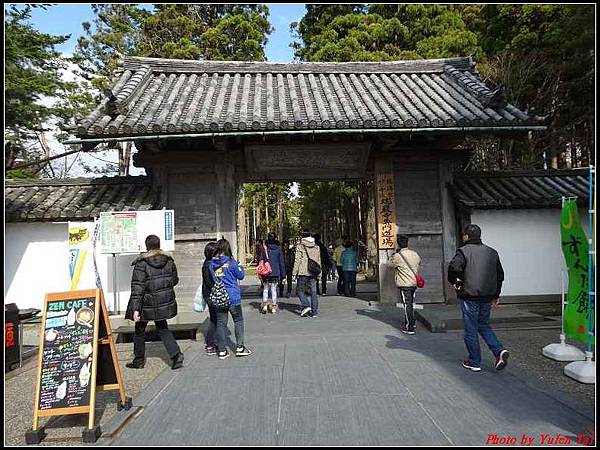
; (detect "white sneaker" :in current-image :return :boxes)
[300,307,311,317]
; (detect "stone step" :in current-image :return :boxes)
[415,304,551,333]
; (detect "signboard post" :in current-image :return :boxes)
[376,173,397,250]
[26,289,131,444]
[99,210,175,313]
[375,162,398,303]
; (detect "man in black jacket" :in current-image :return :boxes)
[125,235,184,370]
[448,224,509,372]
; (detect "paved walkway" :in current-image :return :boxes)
[101,295,595,446]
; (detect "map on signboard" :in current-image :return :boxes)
[99,210,175,254]
[100,213,139,254]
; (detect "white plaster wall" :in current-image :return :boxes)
[5,222,137,312]
[470,209,590,296]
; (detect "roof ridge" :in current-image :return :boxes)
[122,56,475,74]
[455,169,588,178]
[5,176,151,187]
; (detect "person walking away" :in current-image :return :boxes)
[326,245,336,281]
[448,224,509,372]
[201,241,218,355]
[210,238,252,359]
[125,235,184,370]
[314,234,330,296]
[340,240,359,297]
[333,237,346,295]
[279,239,295,298]
[390,235,421,335]
[293,230,321,317]
[258,233,286,314]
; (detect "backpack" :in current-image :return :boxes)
[208,264,231,308]
[304,246,321,277]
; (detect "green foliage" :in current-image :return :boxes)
[293,4,594,169]
[469,4,595,168]
[4,4,70,142]
[198,6,273,61]
[73,4,149,90]
[292,4,478,62]
[298,181,360,239]
[74,4,273,89]
[243,182,295,240]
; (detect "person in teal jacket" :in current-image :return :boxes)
[340,240,359,297]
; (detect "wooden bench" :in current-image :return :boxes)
[114,323,201,343]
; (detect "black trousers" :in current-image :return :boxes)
[336,266,344,294]
[279,270,293,296]
[134,320,180,360]
[317,268,328,294]
[399,288,417,330]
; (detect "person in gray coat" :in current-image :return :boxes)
[448,224,509,372]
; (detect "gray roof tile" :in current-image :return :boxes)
[451,171,591,209]
[5,177,160,222]
[75,56,542,138]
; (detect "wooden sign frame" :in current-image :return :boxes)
[26,289,131,444]
[376,172,397,249]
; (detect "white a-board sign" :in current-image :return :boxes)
[99,210,175,254]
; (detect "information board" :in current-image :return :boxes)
[99,210,175,254]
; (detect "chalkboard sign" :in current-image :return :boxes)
[27,289,131,444]
[39,295,96,410]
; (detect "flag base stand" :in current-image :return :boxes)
[542,334,586,361]
[564,352,595,384]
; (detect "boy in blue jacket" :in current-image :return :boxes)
[210,238,252,359]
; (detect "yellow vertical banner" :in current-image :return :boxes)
[69,223,96,290]
[377,173,396,249]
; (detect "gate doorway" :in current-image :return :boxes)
[236,178,379,304]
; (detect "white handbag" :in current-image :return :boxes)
[192,284,208,312]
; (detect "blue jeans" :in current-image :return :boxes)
[342,271,357,297]
[297,275,318,314]
[461,299,504,367]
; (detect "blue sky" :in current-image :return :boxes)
[26,3,307,61]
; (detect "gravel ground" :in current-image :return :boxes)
[4,325,196,447]
[447,327,595,408]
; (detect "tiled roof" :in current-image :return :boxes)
[451,170,591,209]
[5,176,160,222]
[75,56,541,138]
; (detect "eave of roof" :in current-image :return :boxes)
[71,56,544,141]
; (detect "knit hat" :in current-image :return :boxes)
[397,235,409,247]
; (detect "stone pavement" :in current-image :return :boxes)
[98,295,595,446]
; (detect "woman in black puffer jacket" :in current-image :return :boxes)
[125,235,184,370]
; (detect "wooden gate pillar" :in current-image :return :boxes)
[374,159,398,304]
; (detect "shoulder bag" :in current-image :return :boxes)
[398,250,425,288]
[256,244,273,277]
[304,246,321,277]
